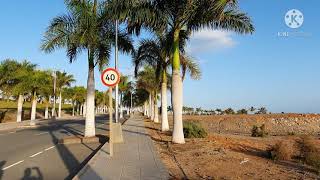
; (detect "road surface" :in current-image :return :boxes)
[0,115,111,180]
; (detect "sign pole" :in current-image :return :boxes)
[101,67,122,155]
[115,20,119,123]
[108,87,113,156]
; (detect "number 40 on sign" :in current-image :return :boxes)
[101,68,120,87]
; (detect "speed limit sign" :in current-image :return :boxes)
[101,68,120,87]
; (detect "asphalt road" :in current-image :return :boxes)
[0,115,111,180]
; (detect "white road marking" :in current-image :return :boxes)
[35,132,49,136]
[45,146,55,151]
[0,131,16,136]
[2,160,24,170]
[29,151,43,158]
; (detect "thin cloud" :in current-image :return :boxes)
[187,29,236,55]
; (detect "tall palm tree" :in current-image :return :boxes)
[56,71,75,118]
[108,0,254,143]
[134,35,201,131]
[41,0,133,137]
[136,66,160,122]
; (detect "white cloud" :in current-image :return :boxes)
[187,29,236,55]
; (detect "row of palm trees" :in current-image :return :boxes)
[0,59,111,125]
[41,0,254,143]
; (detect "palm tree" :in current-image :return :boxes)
[134,34,201,131]
[108,0,254,143]
[73,86,87,115]
[27,70,51,125]
[136,66,160,122]
[0,60,37,122]
[118,75,129,118]
[41,0,133,137]
[56,71,75,118]
[63,87,77,116]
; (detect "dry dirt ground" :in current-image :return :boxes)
[144,114,320,180]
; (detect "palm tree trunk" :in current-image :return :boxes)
[146,102,149,117]
[161,73,169,131]
[143,101,147,116]
[154,91,159,123]
[72,101,75,116]
[16,94,24,122]
[45,101,49,119]
[150,93,154,121]
[80,104,83,115]
[120,93,123,119]
[30,91,37,126]
[85,52,96,137]
[172,29,185,144]
[58,91,62,118]
[148,94,152,119]
[83,101,87,117]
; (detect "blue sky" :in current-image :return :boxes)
[0,0,319,113]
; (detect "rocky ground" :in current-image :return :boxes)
[145,114,320,180]
[184,114,320,136]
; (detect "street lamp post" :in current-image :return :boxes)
[115,20,119,123]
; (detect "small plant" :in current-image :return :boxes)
[183,121,207,138]
[251,124,268,137]
[268,141,294,161]
[287,132,296,136]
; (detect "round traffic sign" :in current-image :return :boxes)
[101,68,120,87]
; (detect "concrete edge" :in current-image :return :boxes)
[72,117,130,180]
[72,142,111,180]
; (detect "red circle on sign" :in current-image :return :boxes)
[101,68,121,87]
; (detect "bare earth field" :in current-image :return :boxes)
[145,114,320,179]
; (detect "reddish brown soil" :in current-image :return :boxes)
[145,115,320,180]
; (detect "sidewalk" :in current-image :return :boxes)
[74,116,170,180]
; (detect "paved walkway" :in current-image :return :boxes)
[75,116,170,180]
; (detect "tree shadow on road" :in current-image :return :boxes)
[0,161,6,179]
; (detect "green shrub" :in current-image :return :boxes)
[183,121,207,138]
[251,124,268,137]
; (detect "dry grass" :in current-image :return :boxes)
[301,136,320,172]
[269,141,295,161]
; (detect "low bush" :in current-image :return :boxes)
[301,136,320,172]
[183,121,207,138]
[268,141,294,161]
[251,124,268,137]
[287,132,296,136]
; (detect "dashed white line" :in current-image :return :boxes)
[35,132,49,136]
[29,151,43,158]
[44,146,55,151]
[2,160,24,170]
[0,131,16,136]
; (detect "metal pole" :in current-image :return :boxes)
[108,87,113,156]
[115,20,119,123]
[52,71,56,120]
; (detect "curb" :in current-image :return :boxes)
[72,117,130,180]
